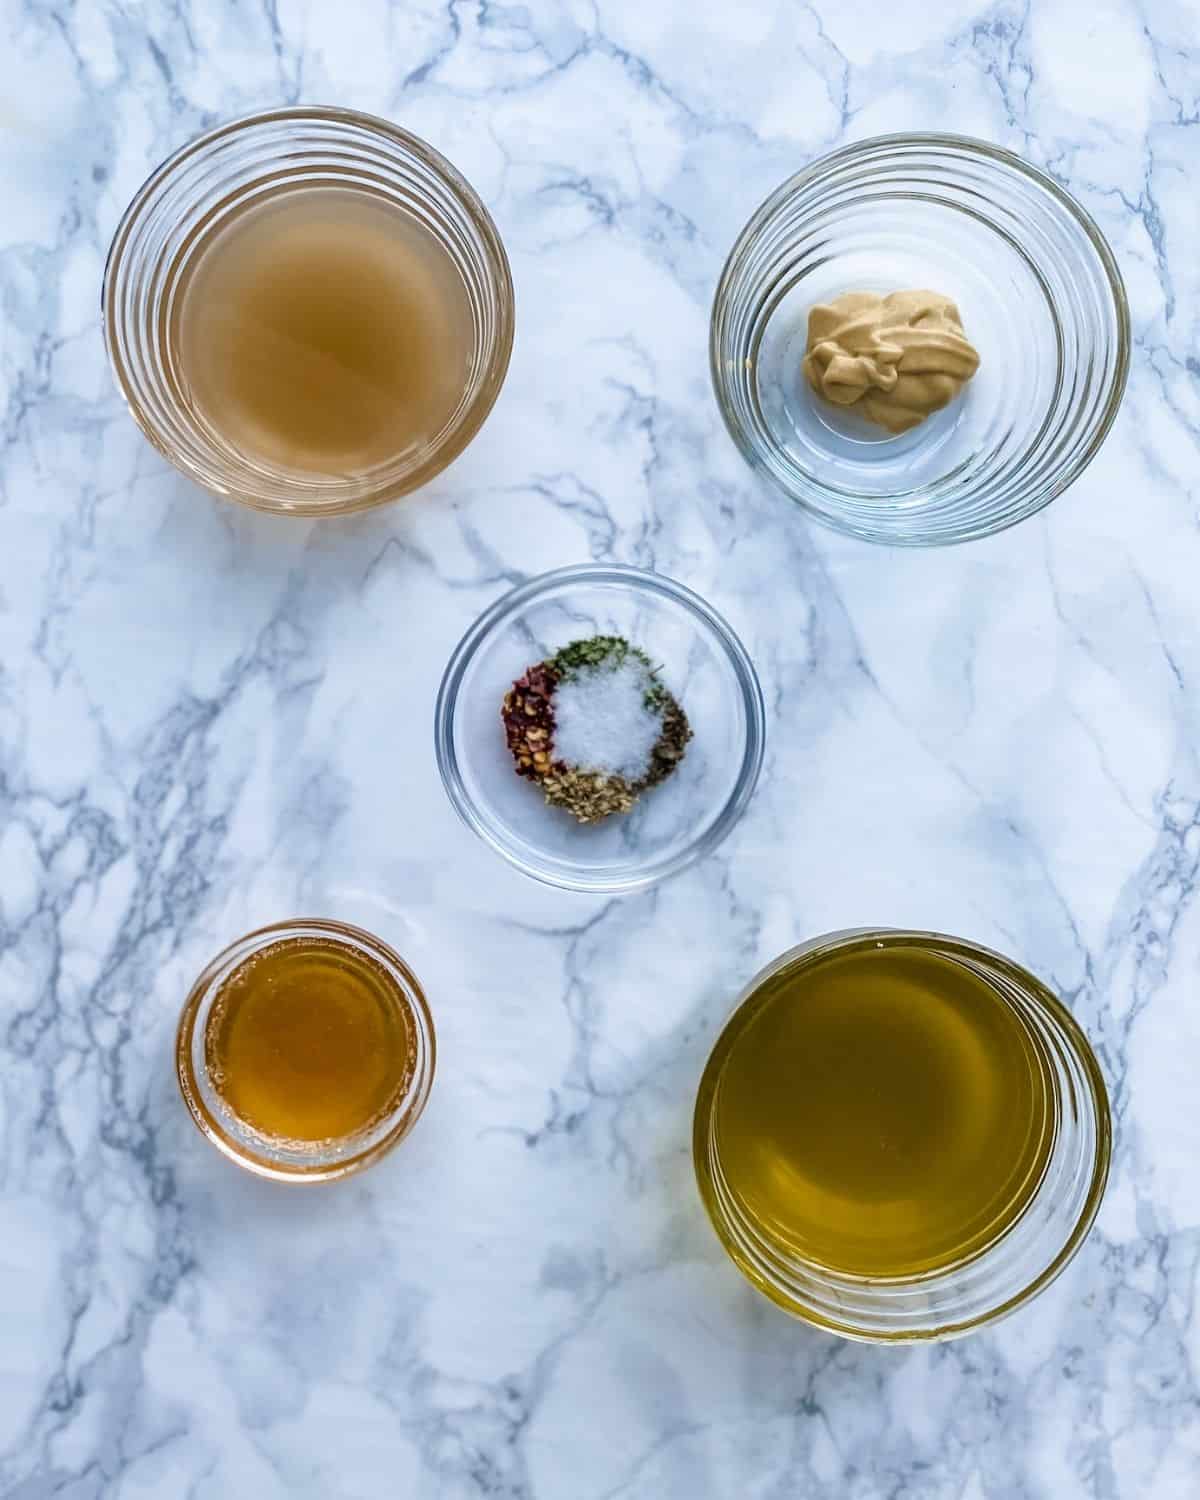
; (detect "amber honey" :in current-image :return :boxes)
[199,932,417,1146]
[700,938,1054,1278]
[175,185,473,475]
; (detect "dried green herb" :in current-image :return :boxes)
[551,635,640,678]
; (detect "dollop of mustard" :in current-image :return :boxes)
[802,290,980,434]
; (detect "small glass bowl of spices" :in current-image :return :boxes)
[176,919,435,1181]
[435,565,765,892]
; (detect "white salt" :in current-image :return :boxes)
[552,658,663,781]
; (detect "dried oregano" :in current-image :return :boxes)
[551,635,637,677]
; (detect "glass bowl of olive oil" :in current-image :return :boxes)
[176,919,435,1181]
[694,929,1111,1341]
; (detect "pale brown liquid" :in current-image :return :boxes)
[205,935,417,1144]
[176,187,473,474]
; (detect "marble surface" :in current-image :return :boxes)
[1,1,1197,1495]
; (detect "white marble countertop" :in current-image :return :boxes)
[2,2,1197,1496]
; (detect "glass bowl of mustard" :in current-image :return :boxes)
[176,919,435,1182]
[711,134,1130,545]
[694,929,1112,1342]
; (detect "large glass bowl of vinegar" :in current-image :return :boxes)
[104,107,513,515]
[693,929,1111,1342]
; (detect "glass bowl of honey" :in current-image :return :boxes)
[694,929,1111,1341]
[435,565,766,893]
[104,106,513,515]
[176,919,435,1181]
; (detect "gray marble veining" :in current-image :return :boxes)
[1,1,1197,1495]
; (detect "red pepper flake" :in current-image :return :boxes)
[501,661,560,780]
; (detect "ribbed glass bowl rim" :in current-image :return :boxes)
[709,132,1131,546]
[693,928,1113,1341]
[434,563,767,893]
[102,104,515,516]
[175,917,436,1182]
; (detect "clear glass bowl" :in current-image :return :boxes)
[711,134,1129,545]
[103,106,513,515]
[176,919,436,1182]
[694,929,1111,1342]
[435,565,766,893]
